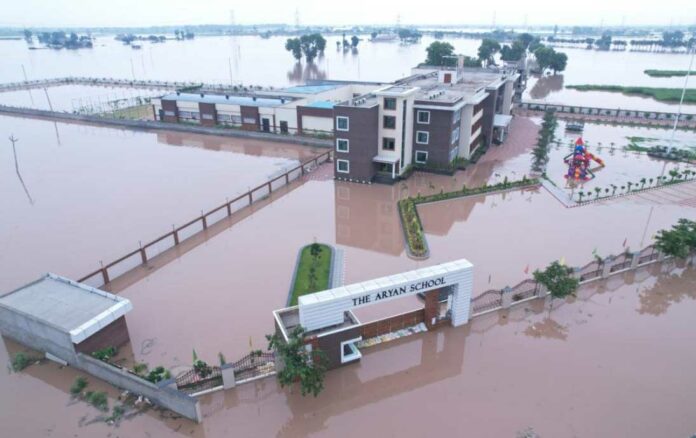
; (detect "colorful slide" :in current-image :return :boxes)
[564,137,605,181]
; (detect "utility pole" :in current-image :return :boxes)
[666,48,695,153]
[43,87,54,111]
[9,135,34,205]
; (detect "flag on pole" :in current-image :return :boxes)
[622,237,628,247]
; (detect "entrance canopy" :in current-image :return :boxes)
[298,259,473,332]
[493,114,513,128]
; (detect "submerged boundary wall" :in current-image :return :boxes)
[0,105,333,148]
[470,244,666,316]
[75,353,201,422]
[77,150,333,288]
[517,104,696,129]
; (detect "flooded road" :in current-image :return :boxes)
[0,115,319,292]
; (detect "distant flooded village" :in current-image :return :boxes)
[1,4,696,438]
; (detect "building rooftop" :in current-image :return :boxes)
[281,84,342,94]
[306,100,335,109]
[0,273,133,343]
[161,92,293,108]
[402,70,503,105]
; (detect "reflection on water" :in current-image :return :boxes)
[637,261,696,315]
[528,73,564,99]
[286,62,327,84]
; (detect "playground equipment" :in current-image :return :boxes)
[564,137,605,181]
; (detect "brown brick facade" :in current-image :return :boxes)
[198,102,217,127]
[161,99,178,122]
[333,104,379,183]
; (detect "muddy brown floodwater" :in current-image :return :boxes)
[2,263,695,437]
[0,115,320,292]
[2,115,696,437]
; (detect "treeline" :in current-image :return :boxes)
[31,31,92,49]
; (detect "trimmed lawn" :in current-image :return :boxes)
[289,243,332,306]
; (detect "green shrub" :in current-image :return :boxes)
[70,376,88,395]
[11,352,33,372]
[91,346,117,362]
[145,366,171,383]
[85,391,109,411]
[133,362,148,375]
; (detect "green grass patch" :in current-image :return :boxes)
[644,69,695,78]
[289,244,332,305]
[566,85,696,104]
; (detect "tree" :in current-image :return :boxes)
[549,51,568,73]
[478,38,501,66]
[23,29,32,41]
[267,326,327,397]
[595,33,612,50]
[425,41,456,66]
[285,38,302,60]
[533,261,579,301]
[654,219,696,259]
[534,46,555,72]
[350,35,359,48]
[298,33,326,63]
[500,40,525,61]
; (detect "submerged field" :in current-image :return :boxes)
[0,115,319,292]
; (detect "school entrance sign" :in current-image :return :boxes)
[298,259,473,332]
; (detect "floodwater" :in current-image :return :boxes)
[108,117,696,372]
[2,262,695,437]
[0,115,319,292]
[2,35,695,112]
[0,84,166,112]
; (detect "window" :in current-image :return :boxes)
[336,138,349,153]
[337,159,350,173]
[415,150,428,164]
[340,338,362,363]
[164,110,175,116]
[451,127,460,144]
[384,97,397,110]
[382,137,395,151]
[453,109,462,124]
[417,110,430,124]
[336,116,349,131]
[202,113,214,120]
[383,115,396,129]
[416,131,429,145]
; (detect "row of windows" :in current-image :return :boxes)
[337,111,431,133]
[179,111,200,120]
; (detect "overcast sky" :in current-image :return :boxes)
[2,0,695,28]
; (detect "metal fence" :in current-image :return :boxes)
[175,366,223,395]
[230,352,276,383]
[78,150,333,288]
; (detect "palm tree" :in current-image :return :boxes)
[594,187,602,199]
[621,185,626,193]
[611,184,618,195]
[604,187,610,196]
[578,191,584,202]
[640,177,646,189]
[648,177,654,186]
[669,169,679,182]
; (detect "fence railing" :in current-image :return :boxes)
[78,150,333,288]
[470,243,668,317]
[518,102,696,127]
[175,366,223,395]
[230,352,276,383]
